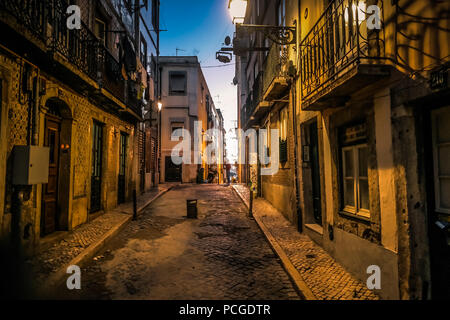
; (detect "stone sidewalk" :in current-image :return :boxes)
[232,184,379,300]
[28,184,175,294]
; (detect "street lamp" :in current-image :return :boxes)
[218,0,297,61]
[158,101,163,111]
[228,0,247,24]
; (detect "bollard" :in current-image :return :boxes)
[249,190,254,218]
[187,199,198,219]
[132,189,137,221]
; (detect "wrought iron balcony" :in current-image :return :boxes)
[241,72,271,129]
[262,44,291,101]
[99,46,126,103]
[0,0,47,40]
[300,0,390,110]
[0,0,138,115]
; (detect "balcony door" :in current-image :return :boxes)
[91,121,104,213]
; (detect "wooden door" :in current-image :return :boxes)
[165,156,182,182]
[42,117,60,236]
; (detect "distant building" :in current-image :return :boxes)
[159,56,224,183]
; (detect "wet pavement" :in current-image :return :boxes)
[50,184,301,300]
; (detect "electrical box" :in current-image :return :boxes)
[12,146,50,185]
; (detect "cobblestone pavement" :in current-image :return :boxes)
[52,184,301,300]
[28,185,172,293]
[232,184,379,300]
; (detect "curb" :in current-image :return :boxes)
[42,185,174,294]
[231,186,317,300]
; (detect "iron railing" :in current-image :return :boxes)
[100,47,126,102]
[300,0,385,100]
[0,0,48,39]
[262,44,288,96]
[0,0,131,105]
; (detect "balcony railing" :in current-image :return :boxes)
[262,44,290,100]
[0,0,47,39]
[0,0,134,108]
[300,0,386,104]
[100,47,126,103]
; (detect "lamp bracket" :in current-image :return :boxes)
[237,24,297,46]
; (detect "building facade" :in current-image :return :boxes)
[0,0,159,253]
[235,0,450,299]
[159,56,224,184]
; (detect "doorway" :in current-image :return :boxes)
[165,156,182,182]
[41,115,61,236]
[118,132,127,204]
[91,120,104,213]
[302,119,323,227]
[426,105,450,299]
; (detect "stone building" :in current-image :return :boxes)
[234,0,449,299]
[0,0,159,253]
[159,56,224,184]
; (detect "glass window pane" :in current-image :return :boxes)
[438,145,450,176]
[359,179,369,210]
[344,149,354,178]
[344,179,355,207]
[359,147,368,177]
[439,178,450,209]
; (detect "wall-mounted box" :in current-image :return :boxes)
[12,146,50,185]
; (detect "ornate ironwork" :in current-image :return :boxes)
[0,0,133,107]
[237,24,297,46]
[0,0,48,39]
[300,0,385,100]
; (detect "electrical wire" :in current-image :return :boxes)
[201,63,236,68]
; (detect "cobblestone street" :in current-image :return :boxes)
[51,184,300,300]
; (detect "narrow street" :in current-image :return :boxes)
[53,185,300,300]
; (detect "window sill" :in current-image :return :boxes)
[339,210,371,223]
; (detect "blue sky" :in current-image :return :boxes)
[159,0,238,161]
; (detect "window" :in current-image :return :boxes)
[171,122,184,133]
[432,107,450,214]
[95,18,106,46]
[169,72,187,96]
[341,144,370,217]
